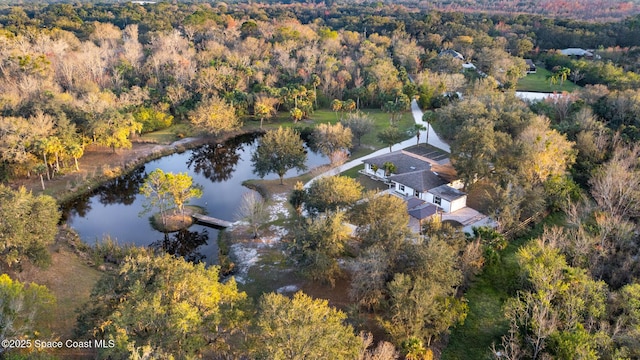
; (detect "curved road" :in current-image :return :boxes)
[304,100,450,188]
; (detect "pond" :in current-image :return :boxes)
[63,132,328,265]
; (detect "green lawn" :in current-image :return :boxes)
[251,108,415,159]
[341,164,388,192]
[138,123,192,144]
[441,212,566,360]
[311,109,415,158]
[341,164,364,179]
[516,67,579,93]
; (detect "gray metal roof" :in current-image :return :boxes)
[406,197,425,210]
[409,204,438,220]
[439,49,464,61]
[389,170,447,192]
[428,184,466,201]
[363,151,431,175]
[560,48,593,57]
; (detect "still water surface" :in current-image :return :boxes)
[64,133,327,264]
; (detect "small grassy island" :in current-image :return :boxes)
[150,205,205,233]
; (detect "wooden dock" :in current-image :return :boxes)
[191,213,233,228]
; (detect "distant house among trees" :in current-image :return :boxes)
[524,59,537,73]
[439,49,465,61]
[559,48,595,58]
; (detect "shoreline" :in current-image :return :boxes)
[11,128,265,208]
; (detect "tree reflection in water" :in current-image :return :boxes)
[150,228,209,263]
[63,192,93,220]
[61,166,146,221]
[187,133,257,182]
[97,166,146,205]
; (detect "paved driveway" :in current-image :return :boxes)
[304,100,450,187]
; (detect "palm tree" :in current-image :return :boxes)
[558,66,571,85]
[383,161,397,176]
[254,95,279,129]
[414,124,427,145]
[331,99,343,120]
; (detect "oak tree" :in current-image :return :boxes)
[0,274,55,346]
[312,122,352,165]
[252,292,362,359]
[340,112,374,147]
[251,127,307,184]
[377,126,405,152]
[78,252,248,359]
[0,185,59,269]
[189,96,241,135]
[305,175,362,215]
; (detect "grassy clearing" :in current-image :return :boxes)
[248,108,415,159]
[516,67,580,93]
[242,162,332,199]
[341,164,364,179]
[240,249,303,300]
[138,123,192,144]
[341,164,388,192]
[441,212,566,360]
[310,109,416,159]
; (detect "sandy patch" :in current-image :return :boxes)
[260,225,289,247]
[229,243,259,284]
[267,193,290,222]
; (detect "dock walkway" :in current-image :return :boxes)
[192,213,233,228]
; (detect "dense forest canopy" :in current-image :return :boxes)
[0,3,640,187]
[4,0,640,358]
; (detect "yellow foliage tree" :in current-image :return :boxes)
[518,116,576,186]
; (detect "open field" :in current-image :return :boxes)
[246,108,415,159]
[138,123,193,144]
[308,109,415,159]
[516,67,580,93]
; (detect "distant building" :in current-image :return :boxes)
[462,63,477,70]
[560,48,593,58]
[131,1,156,4]
[524,59,536,73]
[439,49,465,61]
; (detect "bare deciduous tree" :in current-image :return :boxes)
[236,191,269,239]
[359,332,399,360]
[590,146,640,219]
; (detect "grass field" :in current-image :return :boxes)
[516,67,580,93]
[441,212,566,360]
[311,109,415,158]
[138,123,192,144]
[341,164,388,192]
[248,108,415,159]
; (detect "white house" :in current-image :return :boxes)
[424,184,467,213]
[363,150,466,213]
[560,48,594,58]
